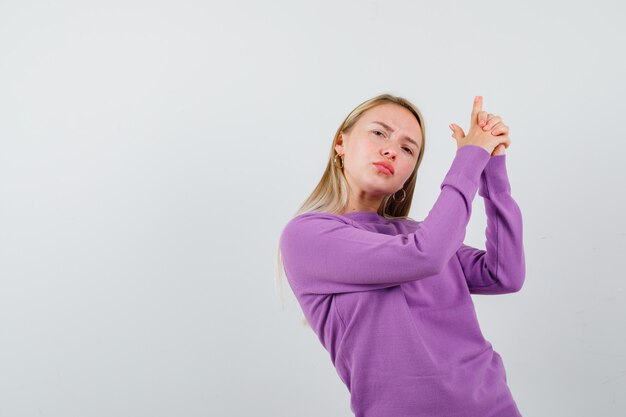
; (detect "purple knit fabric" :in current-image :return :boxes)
[279,145,525,417]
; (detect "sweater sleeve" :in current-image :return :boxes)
[455,154,526,295]
[279,145,491,295]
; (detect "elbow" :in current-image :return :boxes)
[505,271,525,293]
[511,259,526,292]
[500,255,526,293]
[512,273,526,293]
[508,282,523,293]
[486,271,525,294]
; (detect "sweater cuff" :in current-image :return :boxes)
[441,145,491,192]
[478,154,511,197]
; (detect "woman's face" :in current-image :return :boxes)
[335,102,422,211]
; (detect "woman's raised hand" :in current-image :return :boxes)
[448,96,511,156]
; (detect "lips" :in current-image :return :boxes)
[373,161,394,175]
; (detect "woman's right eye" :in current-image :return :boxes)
[373,130,384,137]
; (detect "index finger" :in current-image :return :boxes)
[471,96,483,126]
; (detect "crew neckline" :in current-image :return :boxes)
[340,211,385,221]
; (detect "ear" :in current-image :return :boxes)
[335,132,345,154]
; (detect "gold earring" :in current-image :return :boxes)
[392,188,406,203]
[334,153,344,169]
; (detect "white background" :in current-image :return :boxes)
[0,0,624,416]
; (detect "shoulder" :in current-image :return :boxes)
[279,212,354,260]
[282,212,352,234]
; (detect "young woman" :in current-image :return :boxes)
[277,94,525,417]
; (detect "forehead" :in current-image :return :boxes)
[359,103,422,140]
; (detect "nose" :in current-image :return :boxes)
[383,149,397,159]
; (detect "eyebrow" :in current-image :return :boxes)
[370,121,421,150]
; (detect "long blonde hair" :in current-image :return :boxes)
[274,93,427,327]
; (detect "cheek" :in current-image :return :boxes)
[351,145,375,165]
[399,158,414,169]
[398,160,416,177]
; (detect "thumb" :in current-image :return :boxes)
[449,123,465,141]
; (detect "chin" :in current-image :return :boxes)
[359,181,397,196]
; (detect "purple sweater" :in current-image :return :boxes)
[279,145,525,417]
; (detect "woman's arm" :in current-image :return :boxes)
[456,155,526,294]
[279,145,491,295]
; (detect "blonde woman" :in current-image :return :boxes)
[277,94,525,417]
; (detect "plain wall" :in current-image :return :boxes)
[0,0,624,416]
